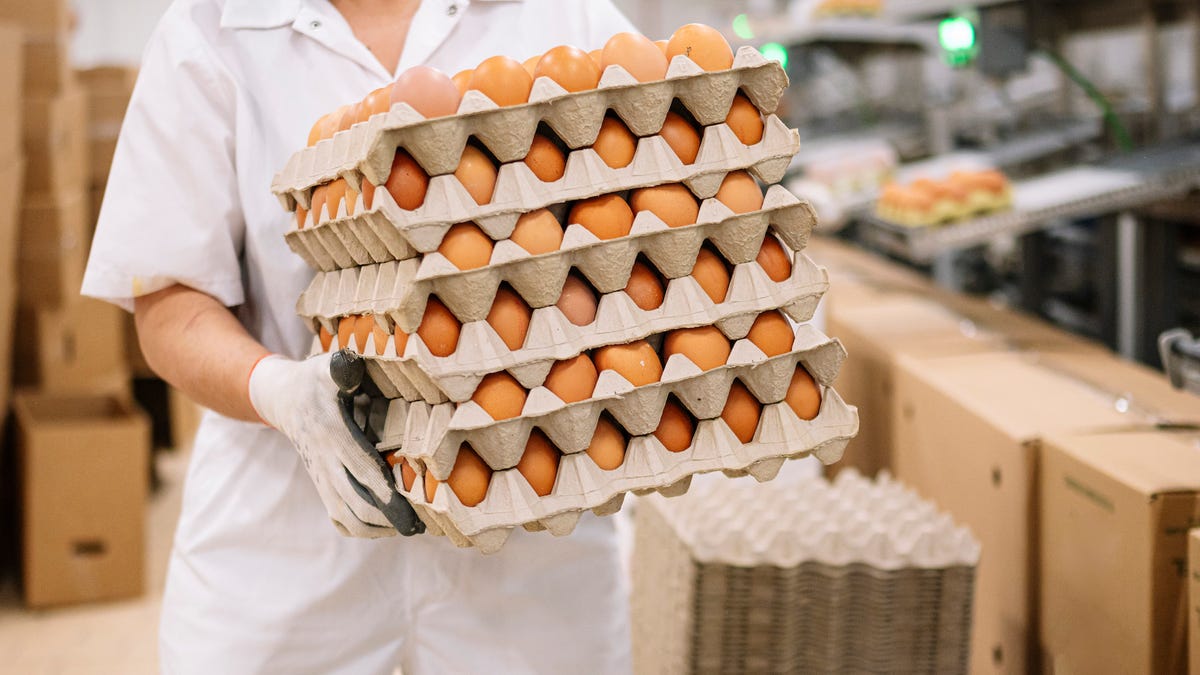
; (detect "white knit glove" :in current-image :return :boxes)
[248,350,423,538]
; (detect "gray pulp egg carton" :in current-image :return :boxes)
[377,324,849,481]
[296,185,814,333]
[387,348,857,554]
[271,46,790,208]
[319,251,827,405]
[285,116,800,273]
[631,471,979,674]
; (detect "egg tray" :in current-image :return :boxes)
[329,253,827,405]
[284,116,800,273]
[272,46,790,205]
[297,184,814,332]
[376,323,844,482]
[874,187,1013,228]
[395,384,857,554]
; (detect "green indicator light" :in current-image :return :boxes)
[732,13,754,40]
[938,16,976,52]
[760,42,788,69]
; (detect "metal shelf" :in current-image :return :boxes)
[752,18,938,51]
[880,0,1018,21]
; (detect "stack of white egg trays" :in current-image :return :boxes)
[631,470,980,674]
[276,47,860,553]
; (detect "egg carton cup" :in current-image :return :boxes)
[326,252,826,405]
[272,46,790,204]
[297,184,815,330]
[377,323,846,480]
[284,116,800,273]
[396,383,857,553]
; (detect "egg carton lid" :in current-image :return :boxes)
[379,323,847,479]
[285,115,800,272]
[296,185,816,333]
[272,46,789,205]
[335,254,827,405]
[399,385,858,554]
[641,468,980,570]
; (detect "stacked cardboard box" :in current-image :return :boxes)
[632,470,980,673]
[78,66,135,232]
[0,20,24,430]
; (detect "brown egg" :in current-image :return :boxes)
[726,94,764,145]
[424,472,439,501]
[359,86,392,122]
[390,65,462,118]
[544,353,599,403]
[324,179,348,220]
[568,194,634,240]
[555,273,598,326]
[343,182,360,217]
[691,247,731,304]
[510,209,563,255]
[336,103,360,133]
[372,323,392,355]
[664,326,731,371]
[786,367,822,421]
[624,261,665,311]
[336,317,353,349]
[451,69,473,95]
[716,170,764,213]
[721,380,762,443]
[747,310,794,357]
[352,314,375,352]
[593,115,637,169]
[594,340,663,386]
[534,45,601,92]
[517,429,560,496]
[586,416,626,470]
[455,145,498,205]
[417,297,461,357]
[522,54,541,76]
[602,32,669,82]
[468,55,533,106]
[630,183,699,228]
[660,111,701,164]
[385,150,430,210]
[295,205,308,230]
[523,134,566,182]
[318,324,334,352]
[438,222,494,270]
[667,23,735,71]
[655,39,669,55]
[471,372,528,421]
[447,444,492,507]
[653,399,695,452]
[756,235,792,282]
[360,180,377,210]
[400,459,418,493]
[486,287,531,351]
[307,106,345,146]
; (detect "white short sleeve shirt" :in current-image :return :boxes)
[83,0,635,360]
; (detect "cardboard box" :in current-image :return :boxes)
[169,386,204,451]
[16,188,87,308]
[78,65,136,132]
[0,156,23,283]
[20,33,72,94]
[1191,529,1200,675]
[0,1,73,34]
[0,22,21,159]
[88,134,117,185]
[1041,430,1200,675]
[22,87,88,193]
[1035,350,1200,425]
[13,295,130,394]
[14,390,149,608]
[891,352,1146,675]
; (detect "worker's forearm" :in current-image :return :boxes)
[134,284,271,423]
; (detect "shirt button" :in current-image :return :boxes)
[447,4,458,15]
[310,19,322,29]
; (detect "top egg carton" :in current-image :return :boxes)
[271,46,789,208]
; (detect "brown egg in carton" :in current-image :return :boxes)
[388,357,858,552]
[376,323,843,481]
[297,184,813,330]
[272,46,789,205]
[325,251,827,404]
[284,116,800,273]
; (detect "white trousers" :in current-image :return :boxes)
[159,415,632,674]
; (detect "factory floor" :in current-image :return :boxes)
[0,447,188,674]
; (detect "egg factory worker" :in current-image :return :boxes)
[81,1,637,672]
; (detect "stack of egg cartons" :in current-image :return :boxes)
[272,42,859,553]
[632,470,980,674]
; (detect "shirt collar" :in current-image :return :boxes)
[221,0,522,30]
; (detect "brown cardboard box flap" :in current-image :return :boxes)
[1035,351,1200,427]
[1046,430,1200,499]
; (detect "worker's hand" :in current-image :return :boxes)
[248,350,424,538]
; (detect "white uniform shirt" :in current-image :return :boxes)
[82,2,638,673]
